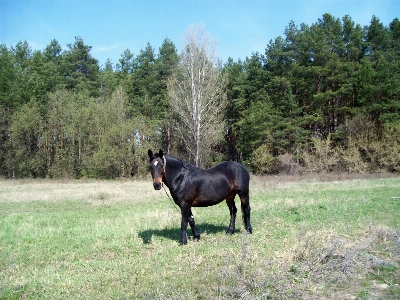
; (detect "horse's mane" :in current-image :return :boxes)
[165,155,199,171]
[182,160,198,170]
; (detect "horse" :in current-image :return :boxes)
[148,149,252,245]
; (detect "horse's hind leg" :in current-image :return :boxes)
[239,192,252,233]
[226,193,237,234]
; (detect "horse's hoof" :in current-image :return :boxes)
[226,228,235,235]
[246,227,253,234]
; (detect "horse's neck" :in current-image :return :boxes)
[163,156,184,188]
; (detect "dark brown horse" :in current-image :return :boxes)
[148,149,252,245]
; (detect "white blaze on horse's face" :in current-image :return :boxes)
[150,158,163,190]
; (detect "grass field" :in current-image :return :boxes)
[1,175,399,299]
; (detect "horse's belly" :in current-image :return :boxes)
[191,185,232,207]
[192,197,226,207]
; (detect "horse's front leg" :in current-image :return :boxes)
[188,209,200,241]
[180,205,191,245]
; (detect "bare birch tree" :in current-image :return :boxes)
[167,23,226,167]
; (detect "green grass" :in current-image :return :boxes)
[1,176,399,299]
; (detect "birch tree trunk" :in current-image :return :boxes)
[167,23,226,167]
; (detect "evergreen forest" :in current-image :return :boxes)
[1,14,399,178]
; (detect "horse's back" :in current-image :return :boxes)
[212,161,250,191]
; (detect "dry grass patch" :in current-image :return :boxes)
[0,178,159,205]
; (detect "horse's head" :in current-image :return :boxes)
[148,149,165,190]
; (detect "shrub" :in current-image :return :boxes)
[339,140,369,173]
[250,144,276,175]
[303,134,341,173]
[340,115,400,173]
[366,125,400,172]
[277,153,304,175]
[304,115,400,174]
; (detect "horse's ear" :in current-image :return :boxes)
[159,149,164,158]
[148,149,153,158]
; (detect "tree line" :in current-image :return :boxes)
[0,14,399,178]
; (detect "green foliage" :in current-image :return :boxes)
[304,115,400,173]
[1,15,400,178]
[249,144,276,174]
[63,37,100,97]
[0,45,16,108]
[224,14,399,174]
[339,142,369,173]
[3,86,162,178]
[0,105,10,176]
[0,37,173,178]
[342,118,400,173]
[303,134,341,173]
[7,101,47,177]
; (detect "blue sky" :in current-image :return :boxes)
[1,0,399,67]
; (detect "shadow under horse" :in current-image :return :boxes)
[148,149,252,245]
[138,223,228,244]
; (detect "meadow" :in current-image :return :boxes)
[1,175,399,299]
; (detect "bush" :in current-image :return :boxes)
[277,153,304,175]
[250,144,276,175]
[365,125,400,172]
[339,141,369,173]
[340,115,400,173]
[303,115,400,174]
[303,134,341,173]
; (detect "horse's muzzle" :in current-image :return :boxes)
[153,182,162,190]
